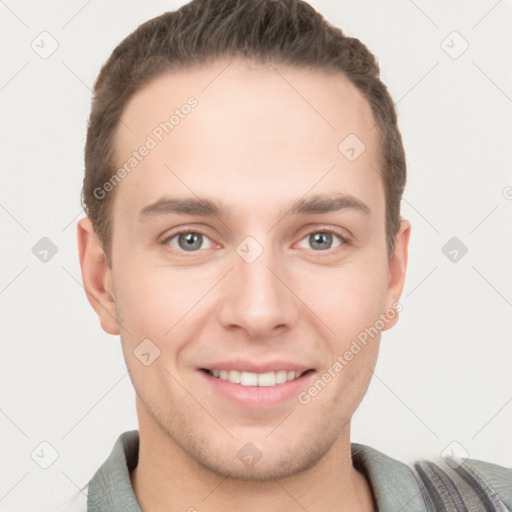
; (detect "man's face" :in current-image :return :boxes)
[86,59,408,479]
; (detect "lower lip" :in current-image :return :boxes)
[198,370,316,408]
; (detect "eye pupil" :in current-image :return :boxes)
[179,233,202,251]
[310,232,332,250]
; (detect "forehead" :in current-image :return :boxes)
[111,59,384,225]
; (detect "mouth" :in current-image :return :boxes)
[200,368,314,387]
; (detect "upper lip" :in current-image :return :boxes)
[199,360,314,374]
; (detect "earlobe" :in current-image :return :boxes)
[382,219,411,331]
[77,217,120,335]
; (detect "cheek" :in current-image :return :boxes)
[298,258,389,342]
[112,257,218,344]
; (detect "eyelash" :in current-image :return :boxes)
[161,225,350,254]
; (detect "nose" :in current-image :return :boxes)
[217,239,299,339]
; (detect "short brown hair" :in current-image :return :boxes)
[82,0,406,266]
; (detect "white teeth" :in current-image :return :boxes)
[275,370,288,384]
[257,372,275,387]
[228,370,241,384]
[240,372,258,386]
[208,369,306,386]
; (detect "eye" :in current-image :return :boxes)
[297,231,345,251]
[164,231,214,252]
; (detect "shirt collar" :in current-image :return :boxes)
[351,443,427,511]
[87,430,141,512]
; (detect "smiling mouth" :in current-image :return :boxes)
[200,368,314,387]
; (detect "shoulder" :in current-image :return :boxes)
[352,442,511,512]
[466,456,512,503]
[415,456,512,511]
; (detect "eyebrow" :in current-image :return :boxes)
[138,193,370,222]
[288,194,370,216]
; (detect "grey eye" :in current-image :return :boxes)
[297,232,343,251]
[167,232,213,252]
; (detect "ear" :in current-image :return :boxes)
[382,218,411,331]
[77,217,120,335]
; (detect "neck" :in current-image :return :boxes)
[131,402,375,512]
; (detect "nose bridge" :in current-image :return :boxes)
[218,235,298,336]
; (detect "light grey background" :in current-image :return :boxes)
[1,0,511,510]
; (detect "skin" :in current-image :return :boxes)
[78,58,410,512]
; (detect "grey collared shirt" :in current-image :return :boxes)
[77,430,510,512]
